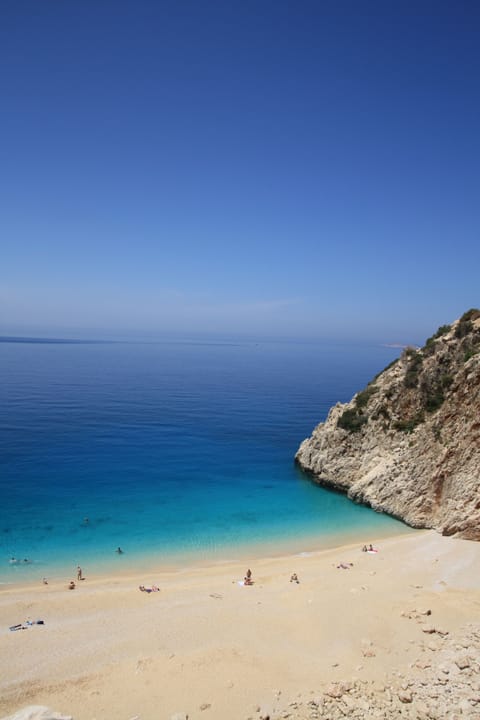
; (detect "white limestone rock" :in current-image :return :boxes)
[295,313,480,539]
[1,708,72,720]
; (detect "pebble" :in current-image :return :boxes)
[256,623,480,720]
[398,690,413,703]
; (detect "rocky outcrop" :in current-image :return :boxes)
[295,310,480,539]
[261,623,480,719]
[1,708,72,720]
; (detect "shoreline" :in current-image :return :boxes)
[1,520,414,590]
[1,529,480,719]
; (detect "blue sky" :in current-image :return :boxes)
[1,1,479,343]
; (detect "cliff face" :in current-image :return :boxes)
[295,310,480,539]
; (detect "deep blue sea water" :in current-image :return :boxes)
[0,338,412,583]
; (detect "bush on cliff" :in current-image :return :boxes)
[337,408,367,433]
[460,308,480,322]
[393,411,424,433]
[455,319,473,339]
[355,385,378,409]
[424,324,451,355]
[404,350,423,388]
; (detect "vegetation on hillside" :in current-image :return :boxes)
[337,310,480,434]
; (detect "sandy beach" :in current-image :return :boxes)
[1,530,480,720]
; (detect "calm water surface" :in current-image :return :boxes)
[0,338,411,582]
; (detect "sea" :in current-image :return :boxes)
[0,337,413,584]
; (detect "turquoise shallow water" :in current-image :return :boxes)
[0,338,411,583]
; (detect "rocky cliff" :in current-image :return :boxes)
[295,310,480,539]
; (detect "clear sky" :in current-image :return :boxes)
[1,1,479,344]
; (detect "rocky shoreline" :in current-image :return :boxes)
[295,310,480,540]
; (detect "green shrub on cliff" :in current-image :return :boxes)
[455,319,473,339]
[440,374,453,389]
[404,350,423,388]
[424,390,445,413]
[337,408,367,433]
[393,411,425,433]
[454,308,479,338]
[424,324,451,354]
[355,385,378,409]
[464,348,478,362]
[460,308,480,322]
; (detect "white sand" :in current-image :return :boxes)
[1,530,480,719]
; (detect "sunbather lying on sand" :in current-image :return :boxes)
[139,585,159,593]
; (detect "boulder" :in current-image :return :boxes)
[1,708,72,720]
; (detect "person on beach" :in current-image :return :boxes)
[77,566,83,581]
[42,577,48,585]
[241,569,254,585]
[68,580,76,590]
[290,573,299,583]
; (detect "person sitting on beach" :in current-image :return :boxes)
[246,568,252,580]
[244,575,254,586]
[362,545,368,552]
[68,580,76,590]
[290,573,299,583]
